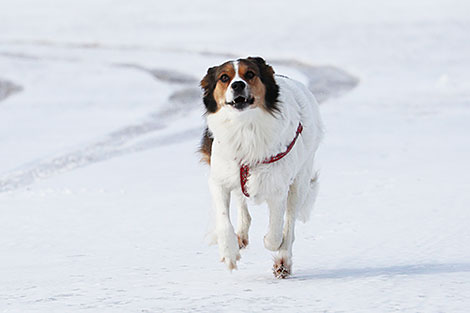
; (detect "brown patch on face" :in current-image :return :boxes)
[211,62,235,110]
[238,60,267,111]
[245,57,279,113]
[200,62,235,113]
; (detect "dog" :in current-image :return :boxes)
[199,57,323,278]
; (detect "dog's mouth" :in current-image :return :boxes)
[227,96,255,110]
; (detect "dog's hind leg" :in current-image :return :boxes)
[234,191,251,249]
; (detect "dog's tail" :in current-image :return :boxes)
[296,171,319,223]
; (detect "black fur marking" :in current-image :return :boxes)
[200,66,218,113]
[199,127,213,164]
[246,57,280,113]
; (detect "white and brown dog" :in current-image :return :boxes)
[199,57,323,278]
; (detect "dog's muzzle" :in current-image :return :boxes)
[227,81,254,110]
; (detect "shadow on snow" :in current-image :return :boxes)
[292,263,470,280]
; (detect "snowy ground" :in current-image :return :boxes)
[1,0,470,312]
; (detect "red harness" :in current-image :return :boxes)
[240,122,303,197]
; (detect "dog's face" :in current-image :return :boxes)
[200,57,279,114]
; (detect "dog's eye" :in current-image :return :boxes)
[220,74,230,83]
[245,71,255,79]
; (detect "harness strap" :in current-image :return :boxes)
[240,122,303,197]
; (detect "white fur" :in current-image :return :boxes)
[206,75,323,274]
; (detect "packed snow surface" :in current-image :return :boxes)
[1,0,469,312]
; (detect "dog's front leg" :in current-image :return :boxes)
[209,179,240,270]
[264,196,287,251]
[234,191,251,249]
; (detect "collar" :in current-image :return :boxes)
[240,122,303,197]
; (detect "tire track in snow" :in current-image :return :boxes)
[0,125,200,193]
[0,58,358,193]
[292,263,470,280]
[272,59,359,103]
[0,78,23,102]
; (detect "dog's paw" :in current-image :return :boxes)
[221,253,241,270]
[218,232,241,271]
[237,233,249,249]
[264,231,283,251]
[273,256,292,279]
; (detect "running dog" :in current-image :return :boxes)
[199,57,323,278]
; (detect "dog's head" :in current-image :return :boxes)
[200,57,279,114]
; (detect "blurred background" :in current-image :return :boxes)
[1,1,469,312]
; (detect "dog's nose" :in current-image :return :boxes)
[231,81,246,92]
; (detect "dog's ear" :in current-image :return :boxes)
[200,66,218,113]
[247,57,279,113]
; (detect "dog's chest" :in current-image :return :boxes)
[246,161,296,200]
[211,145,295,200]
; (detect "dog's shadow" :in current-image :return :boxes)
[291,262,470,280]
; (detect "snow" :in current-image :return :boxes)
[1,0,470,312]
